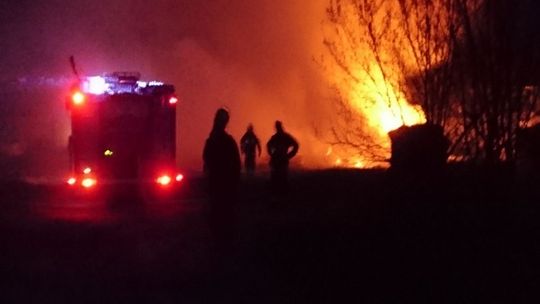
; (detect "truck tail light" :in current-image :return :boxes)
[81,177,97,188]
[156,175,172,186]
[67,177,77,186]
[168,96,178,105]
[72,91,85,105]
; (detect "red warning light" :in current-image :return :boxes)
[81,177,97,188]
[168,96,178,105]
[72,91,85,105]
[67,177,77,186]
[175,174,184,182]
[156,175,172,186]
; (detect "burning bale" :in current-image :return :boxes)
[388,124,448,172]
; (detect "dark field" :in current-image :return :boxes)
[0,168,539,303]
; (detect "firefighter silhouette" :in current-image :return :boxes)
[203,108,241,246]
[266,120,299,192]
[203,108,241,195]
[240,123,261,175]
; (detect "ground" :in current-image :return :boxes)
[0,168,538,303]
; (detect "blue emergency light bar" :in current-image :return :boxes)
[80,72,167,95]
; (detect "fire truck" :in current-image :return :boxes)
[65,72,183,190]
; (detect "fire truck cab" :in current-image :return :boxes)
[66,72,183,189]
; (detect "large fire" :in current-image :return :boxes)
[322,0,430,168]
[322,60,426,168]
[351,64,425,135]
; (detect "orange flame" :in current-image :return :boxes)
[325,64,425,169]
[350,65,425,136]
[323,1,428,168]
